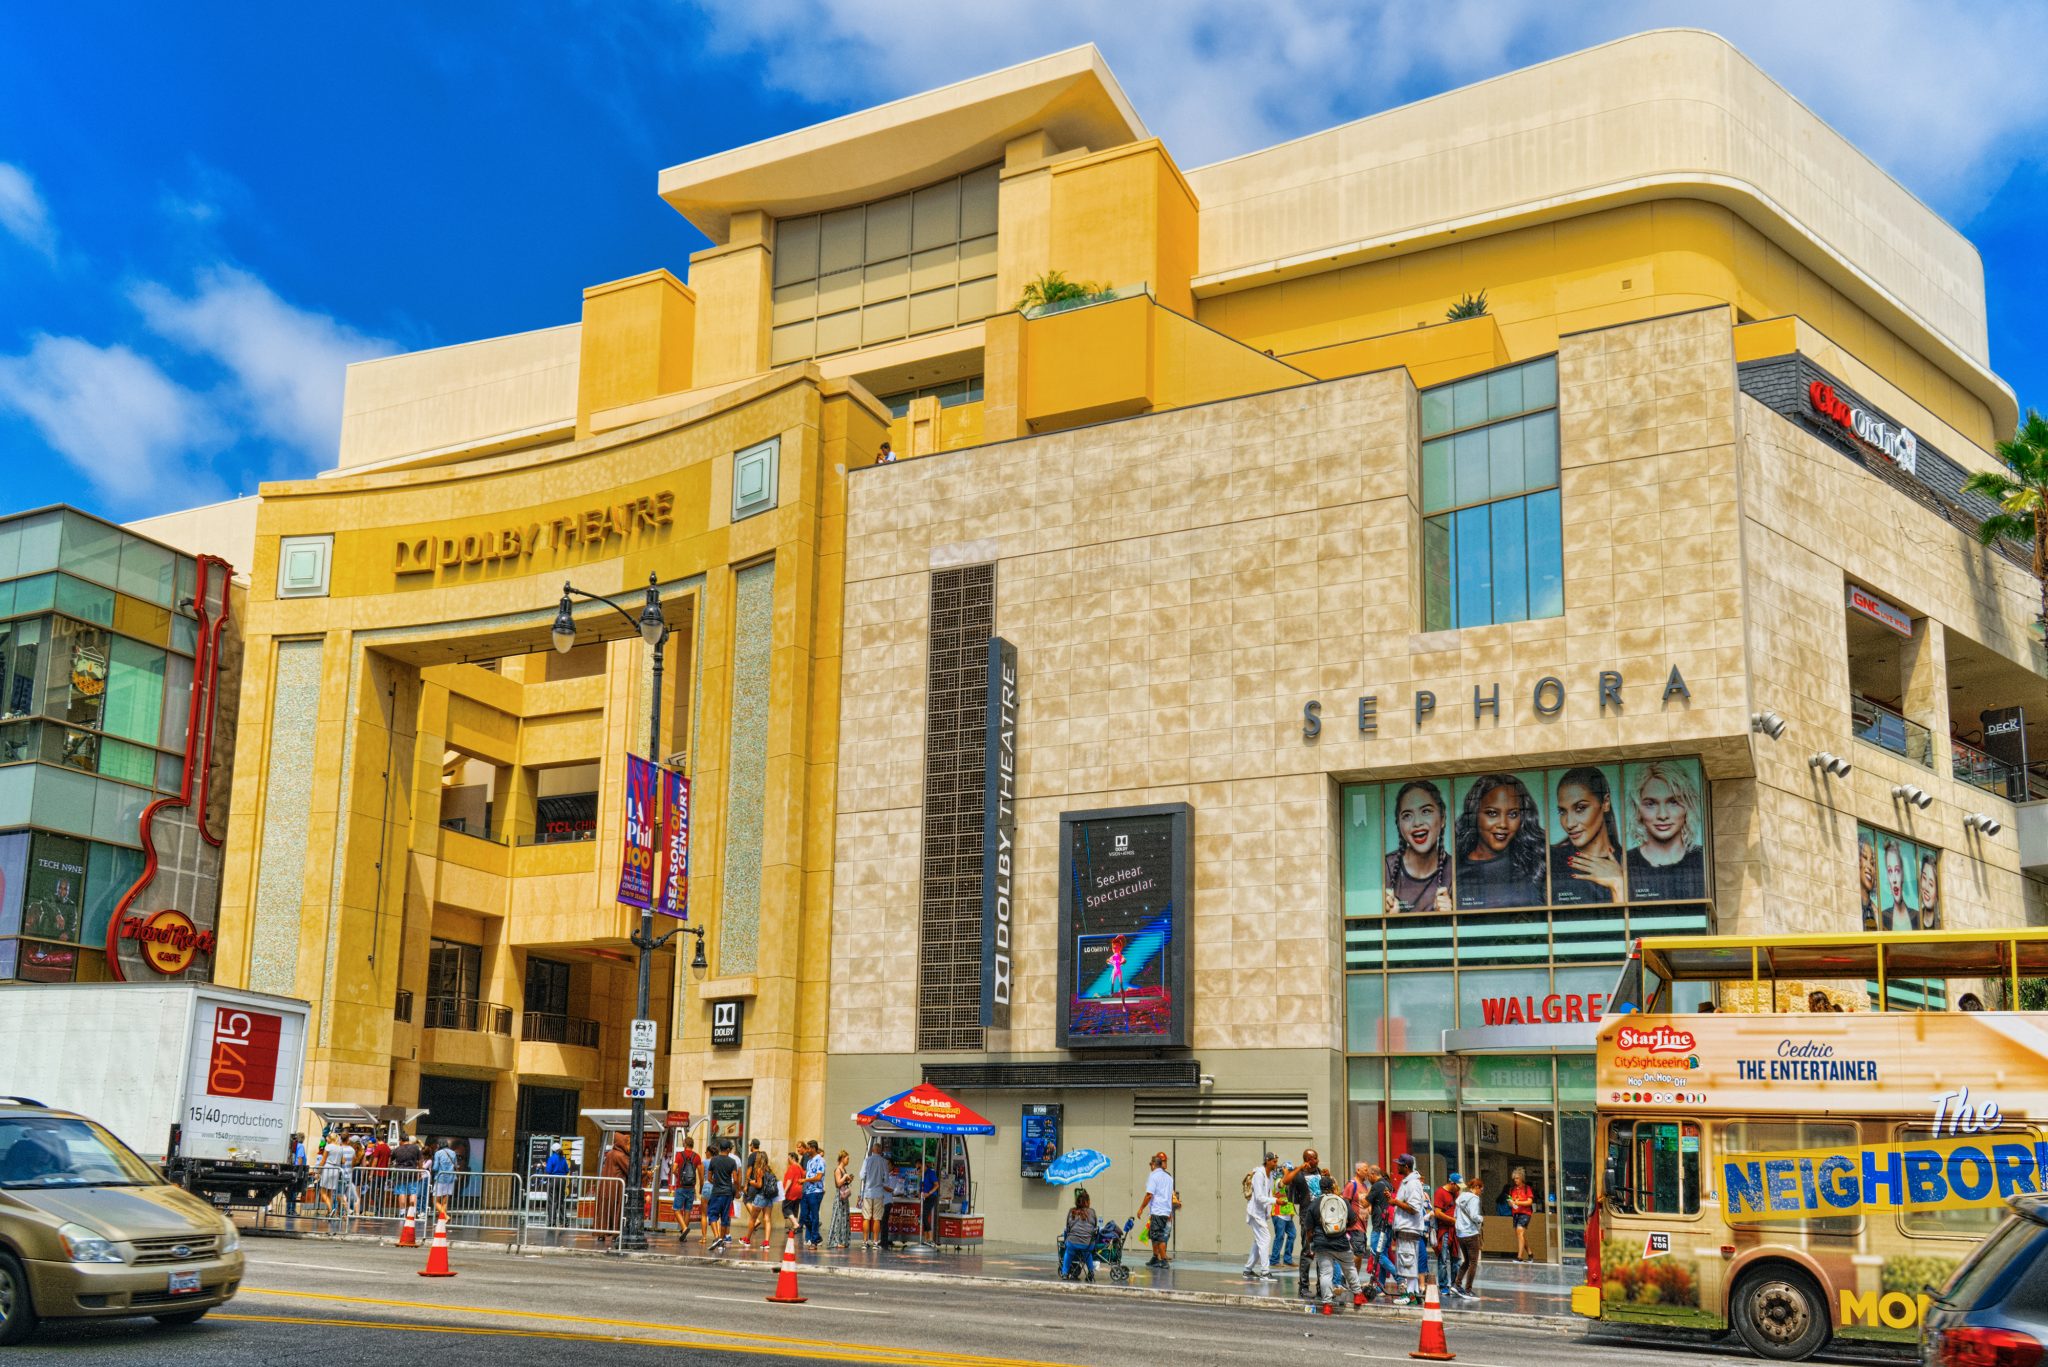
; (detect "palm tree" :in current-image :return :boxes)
[1444,290,1489,321]
[1017,271,1107,313]
[1963,408,2048,632]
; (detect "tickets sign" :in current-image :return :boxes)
[1724,1133,2048,1222]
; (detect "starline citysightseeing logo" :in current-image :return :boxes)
[1615,1025,1697,1055]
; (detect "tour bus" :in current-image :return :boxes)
[1572,928,2048,1361]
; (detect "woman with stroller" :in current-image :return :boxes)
[1060,1187,1101,1280]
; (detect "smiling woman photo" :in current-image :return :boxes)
[1382,779,1453,914]
[1454,773,1548,909]
[1624,759,1707,901]
[1548,765,1625,903]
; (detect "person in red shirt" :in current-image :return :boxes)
[1432,1173,1463,1292]
[781,1153,807,1238]
[1509,1167,1536,1262]
[363,1134,392,1216]
[671,1137,704,1245]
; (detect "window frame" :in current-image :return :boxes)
[1605,1117,1703,1219]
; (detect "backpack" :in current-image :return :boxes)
[1316,1192,1348,1236]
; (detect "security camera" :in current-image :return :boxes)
[1750,711,1787,740]
[1891,784,1933,810]
[1810,752,1852,778]
[1966,812,2004,837]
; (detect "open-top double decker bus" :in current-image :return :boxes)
[1573,928,2048,1360]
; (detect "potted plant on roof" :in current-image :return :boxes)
[1962,408,2048,636]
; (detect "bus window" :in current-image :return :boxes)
[1721,1121,1860,1236]
[1607,1119,1700,1215]
[1896,1125,2032,1238]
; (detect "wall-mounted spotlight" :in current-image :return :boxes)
[1750,710,1787,740]
[1965,812,2004,837]
[1810,752,1852,778]
[1891,784,1933,810]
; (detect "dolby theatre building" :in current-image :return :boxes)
[195,31,2046,1256]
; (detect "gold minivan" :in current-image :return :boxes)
[0,1098,243,1345]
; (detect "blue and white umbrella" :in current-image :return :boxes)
[1043,1148,1111,1185]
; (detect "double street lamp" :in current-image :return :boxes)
[552,572,707,1253]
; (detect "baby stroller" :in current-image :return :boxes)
[1055,1217,1134,1283]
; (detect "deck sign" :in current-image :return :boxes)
[980,637,1018,1029]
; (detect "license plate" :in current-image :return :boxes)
[209,1191,231,1205]
[167,1270,201,1296]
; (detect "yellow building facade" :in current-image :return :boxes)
[211,31,2039,1200]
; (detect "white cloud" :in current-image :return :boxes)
[0,162,56,258]
[0,336,222,508]
[681,0,2048,216]
[132,266,393,460]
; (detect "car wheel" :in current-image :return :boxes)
[153,1307,210,1327]
[0,1250,37,1346]
[1731,1265,1828,1361]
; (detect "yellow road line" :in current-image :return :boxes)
[234,1288,1084,1367]
[214,1312,984,1364]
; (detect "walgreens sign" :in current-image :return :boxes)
[1810,381,1918,474]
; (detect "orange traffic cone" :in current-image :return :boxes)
[764,1227,806,1304]
[418,1213,456,1278]
[1410,1280,1455,1360]
[397,1208,418,1248]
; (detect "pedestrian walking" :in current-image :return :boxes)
[1508,1166,1536,1261]
[1433,1170,1463,1295]
[671,1135,702,1244]
[543,1142,571,1239]
[597,1132,630,1247]
[859,1140,893,1249]
[742,1148,776,1248]
[1393,1153,1429,1298]
[430,1137,459,1221]
[363,1131,391,1215]
[1242,1151,1277,1280]
[826,1148,853,1248]
[705,1139,740,1250]
[1132,1151,1178,1268]
[780,1151,805,1238]
[1307,1189,1353,1312]
[1342,1162,1374,1297]
[801,1141,827,1248]
[1454,1174,1484,1299]
[1283,1148,1325,1299]
[286,1132,306,1218]
[1271,1175,1297,1268]
[1365,1163,1399,1295]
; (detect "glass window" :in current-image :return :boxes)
[23,832,87,943]
[81,842,142,948]
[1346,973,1385,1052]
[1456,966,1551,1028]
[1383,913,1455,969]
[0,832,25,936]
[1419,357,1563,632]
[1895,1125,2020,1236]
[1341,785,1384,918]
[12,575,52,616]
[0,619,42,721]
[1346,1059,1386,1174]
[1386,971,1455,1051]
[98,738,154,786]
[1389,1056,1459,1106]
[117,539,175,605]
[159,652,192,753]
[46,619,106,729]
[53,575,113,626]
[101,637,165,746]
[16,515,59,576]
[1456,910,1548,967]
[60,513,122,587]
[1608,1119,1700,1215]
[1462,1054,1553,1107]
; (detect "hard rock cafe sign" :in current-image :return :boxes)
[105,554,237,981]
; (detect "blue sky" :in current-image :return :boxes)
[2,2,2045,519]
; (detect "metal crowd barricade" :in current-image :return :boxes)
[259,1169,626,1250]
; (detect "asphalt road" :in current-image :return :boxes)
[13,1236,1919,1366]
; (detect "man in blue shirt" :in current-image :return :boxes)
[800,1141,827,1248]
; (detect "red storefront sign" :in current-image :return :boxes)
[118,908,217,975]
[1479,992,1605,1026]
[1808,380,1919,472]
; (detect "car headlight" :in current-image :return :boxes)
[58,1222,124,1264]
[219,1217,240,1253]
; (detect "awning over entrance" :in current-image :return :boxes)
[305,1102,429,1130]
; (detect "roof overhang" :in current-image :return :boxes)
[659,45,1145,241]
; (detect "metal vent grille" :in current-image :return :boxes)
[1132,1092,1312,1131]
[925,1061,1202,1091]
[917,563,994,1052]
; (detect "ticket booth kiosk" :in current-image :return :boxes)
[852,1084,992,1250]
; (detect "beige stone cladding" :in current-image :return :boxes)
[833,308,1761,1068]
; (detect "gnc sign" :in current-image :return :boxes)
[1809,381,1918,473]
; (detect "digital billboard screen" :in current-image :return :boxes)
[1057,803,1191,1050]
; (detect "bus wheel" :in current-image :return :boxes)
[1731,1265,1828,1361]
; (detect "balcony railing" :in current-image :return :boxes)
[1851,696,1935,770]
[1953,737,2027,801]
[522,1012,601,1049]
[439,818,506,845]
[424,995,513,1035]
[394,988,414,1024]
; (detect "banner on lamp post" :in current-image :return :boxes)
[618,754,657,908]
[657,770,690,920]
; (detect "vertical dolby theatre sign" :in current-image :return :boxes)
[981,637,1019,1030]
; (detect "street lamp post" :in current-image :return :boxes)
[552,573,708,1253]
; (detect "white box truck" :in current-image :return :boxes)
[0,982,309,1207]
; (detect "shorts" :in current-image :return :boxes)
[781,1199,800,1220]
[673,1187,696,1214]
[1512,1212,1532,1229]
[1348,1229,1370,1259]
[1147,1214,1172,1247]
[396,1179,420,1198]
[706,1193,734,1226]
[749,1194,772,1210]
